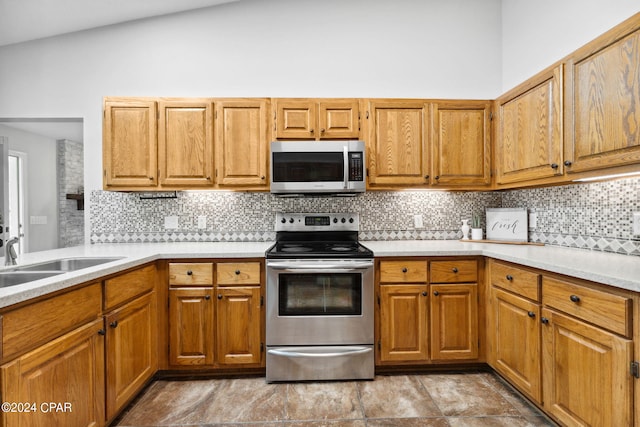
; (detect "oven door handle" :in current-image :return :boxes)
[268,346,372,358]
[268,261,373,272]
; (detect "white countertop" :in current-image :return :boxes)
[0,240,638,309]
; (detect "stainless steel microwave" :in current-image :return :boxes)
[270,140,366,195]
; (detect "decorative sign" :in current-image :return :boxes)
[486,208,528,242]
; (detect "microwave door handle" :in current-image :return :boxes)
[343,146,349,189]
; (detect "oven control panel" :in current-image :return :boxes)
[276,212,359,232]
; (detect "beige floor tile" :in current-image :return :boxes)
[447,415,551,426]
[358,375,442,418]
[366,418,450,426]
[418,373,520,417]
[285,381,363,421]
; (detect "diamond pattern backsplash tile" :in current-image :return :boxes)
[90,176,640,256]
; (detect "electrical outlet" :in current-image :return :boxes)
[413,214,424,229]
[529,213,537,229]
[197,216,207,229]
[164,216,179,230]
[633,212,640,236]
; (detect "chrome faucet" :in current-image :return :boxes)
[5,237,19,266]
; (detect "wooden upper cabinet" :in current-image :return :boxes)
[565,19,640,173]
[103,98,157,188]
[431,101,491,186]
[274,99,359,139]
[366,100,429,186]
[216,99,270,187]
[495,65,563,185]
[158,99,214,187]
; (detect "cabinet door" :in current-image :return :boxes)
[542,308,633,427]
[379,284,428,363]
[216,99,269,187]
[0,319,105,427]
[169,288,214,366]
[274,99,317,139]
[318,100,360,139]
[430,284,478,360]
[158,100,214,187]
[565,26,640,173]
[105,292,158,420]
[103,98,157,188]
[490,287,541,403]
[431,101,491,186]
[366,100,429,186]
[495,65,563,184]
[216,286,262,366]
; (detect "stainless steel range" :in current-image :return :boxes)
[265,212,374,382]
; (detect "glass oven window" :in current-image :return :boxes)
[278,273,362,316]
[272,152,344,182]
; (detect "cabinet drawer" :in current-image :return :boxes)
[542,277,631,337]
[1,283,102,362]
[379,260,427,283]
[490,260,540,302]
[217,262,261,285]
[104,264,156,310]
[169,263,213,286]
[430,260,477,283]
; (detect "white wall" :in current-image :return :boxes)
[0,124,58,252]
[501,0,640,92]
[0,0,502,198]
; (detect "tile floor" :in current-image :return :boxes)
[112,372,557,426]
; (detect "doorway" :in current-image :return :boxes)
[8,151,27,254]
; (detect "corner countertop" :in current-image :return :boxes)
[0,240,638,310]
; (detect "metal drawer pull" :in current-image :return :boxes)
[186,270,193,275]
[452,267,458,273]
[402,267,408,273]
[109,321,118,328]
[433,291,439,296]
[268,347,372,358]
[506,274,513,281]
[570,294,580,303]
[422,291,428,296]
[527,311,535,318]
[218,294,223,299]
[235,269,241,275]
[541,317,549,324]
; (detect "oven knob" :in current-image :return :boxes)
[341,218,346,223]
[289,218,295,223]
[349,218,354,223]
[281,218,287,224]
[333,218,338,223]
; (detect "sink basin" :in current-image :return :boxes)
[0,271,64,288]
[13,257,124,272]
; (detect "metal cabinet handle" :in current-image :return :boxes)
[541,317,549,324]
[261,176,265,180]
[205,295,211,300]
[527,311,535,318]
[217,294,223,300]
[320,128,325,133]
[564,160,572,167]
[551,163,559,169]
[186,270,193,275]
[421,291,427,296]
[310,129,314,133]
[235,269,241,275]
[433,291,439,296]
[506,274,513,281]
[570,294,581,303]
[402,267,408,273]
[109,321,118,328]
[452,267,458,273]
[98,329,106,336]
[424,175,429,180]
[434,176,440,180]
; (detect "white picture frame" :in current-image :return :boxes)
[486,208,528,242]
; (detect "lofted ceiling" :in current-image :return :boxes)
[0,0,240,47]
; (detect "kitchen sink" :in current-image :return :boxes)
[12,257,124,272]
[0,271,64,288]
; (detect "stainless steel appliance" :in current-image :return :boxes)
[270,140,366,195]
[265,212,374,382]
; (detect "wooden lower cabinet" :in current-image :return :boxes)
[542,308,633,427]
[169,287,214,366]
[0,318,105,427]
[430,284,478,360]
[490,287,541,403]
[215,286,262,366]
[105,291,158,420]
[379,284,428,363]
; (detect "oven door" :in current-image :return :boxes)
[266,259,374,346]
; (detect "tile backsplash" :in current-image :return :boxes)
[90,177,640,256]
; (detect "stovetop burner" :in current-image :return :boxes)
[266,213,373,259]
